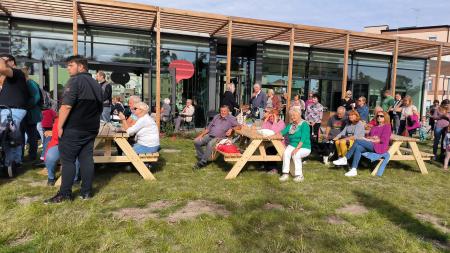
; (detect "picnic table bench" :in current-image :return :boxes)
[371,134,430,176]
[55,123,157,186]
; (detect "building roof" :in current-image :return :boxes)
[382,25,450,32]
[1,0,450,58]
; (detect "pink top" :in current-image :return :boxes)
[262,119,286,134]
[369,124,391,154]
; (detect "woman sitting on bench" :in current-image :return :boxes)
[333,111,391,177]
[119,102,160,154]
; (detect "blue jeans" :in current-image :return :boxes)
[345,139,375,169]
[433,127,444,156]
[133,144,160,154]
[101,107,111,122]
[1,108,27,166]
[45,145,80,181]
[41,136,52,159]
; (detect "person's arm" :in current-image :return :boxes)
[353,123,366,139]
[0,58,13,78]
[105,84,112,103]
[333,126,347,140]
[57,105,71,138]
[57,80,78,138]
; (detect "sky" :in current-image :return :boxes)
[124,0,450,31]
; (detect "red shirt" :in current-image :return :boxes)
[41,109,56,129]
[44,117,59,160]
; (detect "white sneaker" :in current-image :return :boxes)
[333,157,348,166]
[323,156,329,165]
[345,168,357,177]
[293,175,304,182]
[279,174,290,182]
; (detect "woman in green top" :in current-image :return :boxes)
[277,109,311,182]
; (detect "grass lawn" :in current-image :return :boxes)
[0,137,449,252]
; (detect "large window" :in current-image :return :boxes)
[396,58,426,113]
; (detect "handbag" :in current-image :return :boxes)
[215,138,241,154]
[406,115,420,131]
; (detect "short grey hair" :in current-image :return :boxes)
[337,106,346,113]
[129,95,141,104]
[163,98,170,104]
[135,102,149,112]
[253,83,261,89]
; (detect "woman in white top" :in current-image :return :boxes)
[119,102,160,154]
[397,95,419,136]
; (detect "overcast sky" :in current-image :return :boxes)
[124,0,450,31]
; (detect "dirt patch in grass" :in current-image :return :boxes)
[27,181,47,187]
[166,200,230,223]
[161,149,181,153]
[415,213,450,234]
[327,215,347,225]
[17,196,40,205]
[336,203,369,215]
[263,202,284,210]
[8,234,33,247]
[113,200,176,222]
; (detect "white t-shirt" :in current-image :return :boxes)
[126,114,160,148]
[401,105,418,120]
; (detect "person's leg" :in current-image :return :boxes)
[132,144,160,154]
[201,138,218,163]
[440,128,447,156]
[25,123,39,161]
[432,127,443,156]
[397,120,406,135]
[394,115,400,134]
[41,136,51,160]
[58,129,83,196]
[174,117,183,132]
[74,159,80,182]
[44,146,60,181]
[101,107,111,122]
[443,151,450,171]
[76,133,96,195]
[36,122,44,144]
[340,140,349,157]
[335,140,343,157]
[350,140,374,169]
[343,139,354,156]
[292,148,311,177]
[194,135,212,160]
[282,145,294,174]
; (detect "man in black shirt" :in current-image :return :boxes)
[45,55,102,204]
[96,71,112,122]
[0,54,30,173]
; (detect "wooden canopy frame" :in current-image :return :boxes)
[1,0,450,122]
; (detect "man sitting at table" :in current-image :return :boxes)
[126,95,141,127]
[193,105,238,170]
[175,99,195,132]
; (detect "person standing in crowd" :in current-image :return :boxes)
[96,71,112,122]
[334,111,391,177]
[110,96,125,120]
[40,101,57,162]
[333,110,366,159]
[305,94,323,143]
[392,93,403,134]
[45,55,103,204]
[250,83,266,120]
[428,100,440,138]
[290,94,306,114]
[0,54,30,173]
[443,125,450,172]
[341,90,355,112]
[22,67,42,162]
[193,105,238,170]
[397,95,419,136]
[160,98,171,123]
[127,95,141,127]
[305,92,314,109]
[221,83,238,114]
[119,102,160,154]
[356,96,369,123]
[174,99,195,132]
[278,109,311,182]
[322,106,347,165]
[382,90,395,114]
[431,102,449,161]
[266,89,281,111]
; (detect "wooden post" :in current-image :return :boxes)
[286,27,295,121]
[434,45,443,101]
[72,0,78,55]
[391,38,399,96]
[156,9,161,129]
[226,19,232,84]
[341,33,350,99]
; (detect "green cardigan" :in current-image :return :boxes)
[281,121,311,150]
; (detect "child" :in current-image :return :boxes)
[444,126,450,172]
[419,116,429,141]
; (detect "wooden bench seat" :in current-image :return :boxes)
[215,150,242,162]
[398,147,433,161]
[94,153,159,163]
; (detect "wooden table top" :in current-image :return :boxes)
[391,134,418,142]
[97,123,129,138]
[235,125,283,140]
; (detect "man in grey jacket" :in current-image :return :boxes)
[250,83,266,120]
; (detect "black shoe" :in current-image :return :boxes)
[192,161,206,170]
[79,192,93,200]
[47,179,56,186]
[44,192,73,204]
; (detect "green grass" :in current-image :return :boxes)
[0,137,449,253]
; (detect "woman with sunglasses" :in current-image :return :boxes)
[277,109,311,182]
[333,111,391,177]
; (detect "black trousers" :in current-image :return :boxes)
[59,129,96,195]
[310,123,321,143]
[25,123,39,160]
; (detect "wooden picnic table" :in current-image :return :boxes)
[371,134,429,176]
[55,123,157,186]
[223,126,286,179]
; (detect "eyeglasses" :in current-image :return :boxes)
[376,115,384,118]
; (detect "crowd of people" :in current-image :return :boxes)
[1,52,449,204]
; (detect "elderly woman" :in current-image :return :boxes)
[305,94,323,143]
[333,110,365,158]
[262,108,286,174]
[119,102,160,154]
[290,94,305,113]
[397,95,419,136]
[277,109,311,182]
[266,89,281,110]
[334,111,391,177]
[161,98,171,122]
[221,83,238,114]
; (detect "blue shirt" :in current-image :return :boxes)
[357,105,369,122]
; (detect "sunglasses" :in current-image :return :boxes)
[376,115,384,118]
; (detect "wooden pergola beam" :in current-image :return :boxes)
[78,0,158,12]
[72,0,78,55]
[0,3,11,16]
[341,33,350,99]
[156,8,161,129]
[76,2,87,25]
[391,39,399,96]
[226,19,232,85]
[310,34,346,46]
[352,40,392,51]
[434,45,443,101]
[286,27,295,121]
[210,21,229,36]
[265,28,291,41]
[399,44,437,54]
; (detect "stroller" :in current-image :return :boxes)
[0,105,22,178]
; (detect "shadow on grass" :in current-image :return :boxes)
[354,190,449,246]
